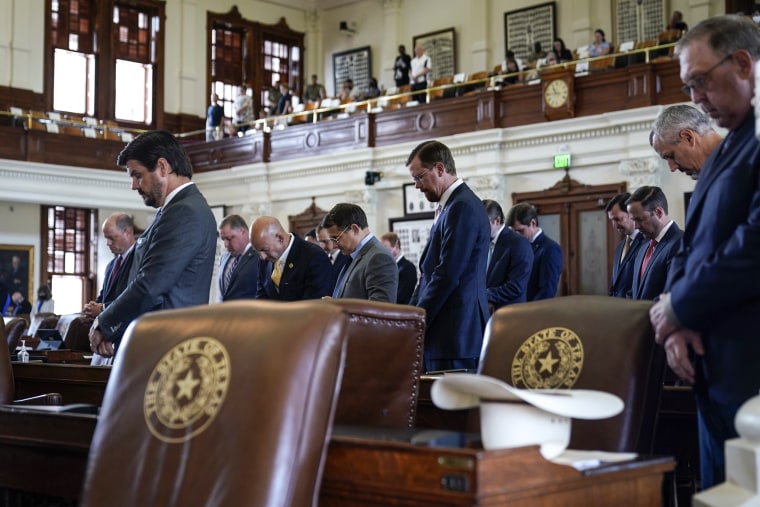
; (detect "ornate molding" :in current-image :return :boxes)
[618,157,662,189]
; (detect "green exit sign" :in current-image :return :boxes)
[554,153,571,169]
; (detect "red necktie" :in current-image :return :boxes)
[639,239,657,280]
[109,255,123,286]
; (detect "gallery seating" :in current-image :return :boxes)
[477,295,664,454]
[327,299,425,429]
[79,300,349,507]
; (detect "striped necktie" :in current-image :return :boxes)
[224,255,240,292]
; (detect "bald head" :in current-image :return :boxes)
[103,212,136,255]
[249,216,291,262]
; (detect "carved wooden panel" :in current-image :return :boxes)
[268,116,369,161]
[0,127,28,161]
[288,198,328,236]
[184,132,266,172]
[25,130,125,171]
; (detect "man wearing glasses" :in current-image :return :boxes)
[648,15,760,489]
[407,140,491,373]
[249,216,332,301]
[321,203,398,302]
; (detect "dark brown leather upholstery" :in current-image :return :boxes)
[0,319,62,405]
[327,299,425,428]
[0,320,14,403]
[80,301,349,507]
[4,317,27,353]
[478,295,663,453]
[56,313,93,351]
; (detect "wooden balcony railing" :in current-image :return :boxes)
[0,42,683,172]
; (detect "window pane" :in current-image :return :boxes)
[53,48,95,115]
[115,59,153,124]
[51,275,84,315]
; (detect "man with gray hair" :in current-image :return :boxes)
[650,104,723,180]
[648,15,760,488]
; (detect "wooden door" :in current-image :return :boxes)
[512,175,626,296]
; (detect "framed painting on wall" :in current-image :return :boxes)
[504,2,556,62]
[412,28,456,82]
[0,244,34,303]
[332,46,372,96]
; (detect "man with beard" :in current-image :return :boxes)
[89,131,217,357]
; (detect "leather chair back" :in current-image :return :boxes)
[56,313,92,351]
[478,295,663,453]
[0,320,14,403]
[327,299,425,428]
[4,317,27,353]
[80,301,349,507]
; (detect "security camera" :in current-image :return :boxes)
[365,171,383,186]
[339,21,356,35]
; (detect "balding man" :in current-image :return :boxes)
[650,104,723,180]
[218,214,259,301]
[250,216,332,301]
[83,212,137,319]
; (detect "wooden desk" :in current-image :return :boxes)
[12,362,110,405]
[0,408,673,507]
[323,426,675,506]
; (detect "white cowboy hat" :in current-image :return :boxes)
[431,373,624,459]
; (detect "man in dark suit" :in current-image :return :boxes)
[482,199,533,313]
[407,140,490,372]
[83,212,138,366]
[250,216,332,301]
[218,214,259,301]
[84,212,137,318]
[317,224,350,287]
[322,203,397,302]
[606,193,646,298]
[626,186,682,301]
[649,15,760,488]
[507,202,563,301]
[89,131,218,357]
[10,291,31,316]
[380,232,418,305]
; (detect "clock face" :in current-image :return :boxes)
[544,79,569,108]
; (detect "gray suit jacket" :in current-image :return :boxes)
[335,235,398,303]
[98,184,218,350]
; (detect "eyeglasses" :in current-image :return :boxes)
[411,167,432,183]
[681,54,733,97]
[329,226,350,243]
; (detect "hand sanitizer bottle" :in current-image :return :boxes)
[18,340,29,363]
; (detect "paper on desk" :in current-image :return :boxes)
[551,449,638,471]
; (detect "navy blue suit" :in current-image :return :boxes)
[486,227,533,309]
[257,235,332,301]
[527,232,563,301]
[218,246,260,301]
[328,252,351,290]
[96,249,135,307]
[631,223,682,301]
[99,184,218,350]
[411,183,490,371]
[396,256,418,305]
[608,233,646,298]
[667,112,760,487]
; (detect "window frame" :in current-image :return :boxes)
[44,0,165,129]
